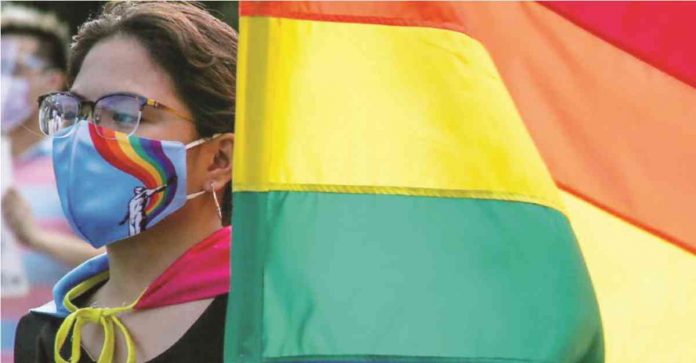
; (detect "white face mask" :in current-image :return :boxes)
[1,76,33,133]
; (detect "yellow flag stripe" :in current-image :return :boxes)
[235,16,563,212]
[563,191,696,363]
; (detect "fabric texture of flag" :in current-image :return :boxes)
[441,3,696,362]
[224,2,619,363]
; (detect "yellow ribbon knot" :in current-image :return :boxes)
[54,272,140,363]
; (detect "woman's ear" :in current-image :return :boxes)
[205,133,234,191]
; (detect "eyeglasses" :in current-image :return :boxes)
[37,92,194,139]
[1,55,48,76]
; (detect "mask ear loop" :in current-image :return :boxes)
[210,182,223,222]
[185,133,222,150]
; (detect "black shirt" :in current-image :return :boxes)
[14,294,228,363]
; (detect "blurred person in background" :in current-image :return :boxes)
[1,5,103,267]
[1,6,103,361]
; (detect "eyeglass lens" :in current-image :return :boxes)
[39,94,81,136]
[93,94,141,136]
[39,93,142,138]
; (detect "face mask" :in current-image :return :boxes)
[1,76,32,132]
[53,121,215,248]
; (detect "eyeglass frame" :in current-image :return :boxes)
[36,91,195,137]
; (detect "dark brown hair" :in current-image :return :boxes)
[68,1,237,223]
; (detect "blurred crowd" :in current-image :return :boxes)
[1,6,102,361]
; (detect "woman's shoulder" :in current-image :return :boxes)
[15,311,65,363]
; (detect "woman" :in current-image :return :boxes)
[14,2,236,362]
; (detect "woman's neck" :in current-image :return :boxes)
[94,200,222,307]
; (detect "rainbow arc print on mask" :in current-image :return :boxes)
[88,124,177,219]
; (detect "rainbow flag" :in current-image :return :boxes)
[226,2,695,362]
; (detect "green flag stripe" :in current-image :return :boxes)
[226,192,601,363]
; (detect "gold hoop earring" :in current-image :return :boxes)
[210,182,222,221]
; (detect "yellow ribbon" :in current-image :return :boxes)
[54,271,140,363]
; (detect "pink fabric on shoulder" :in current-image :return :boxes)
[135,226,231,309]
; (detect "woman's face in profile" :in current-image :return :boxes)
[70,36,197,143]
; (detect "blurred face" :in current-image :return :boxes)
[1,34,64,126]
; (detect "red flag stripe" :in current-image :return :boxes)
[542,2,696,89]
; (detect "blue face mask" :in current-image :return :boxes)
[53,121,214,248]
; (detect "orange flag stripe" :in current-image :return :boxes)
[459,3,696,254]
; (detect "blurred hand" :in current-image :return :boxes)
[2,187,103,266]
[2,187,40,248]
